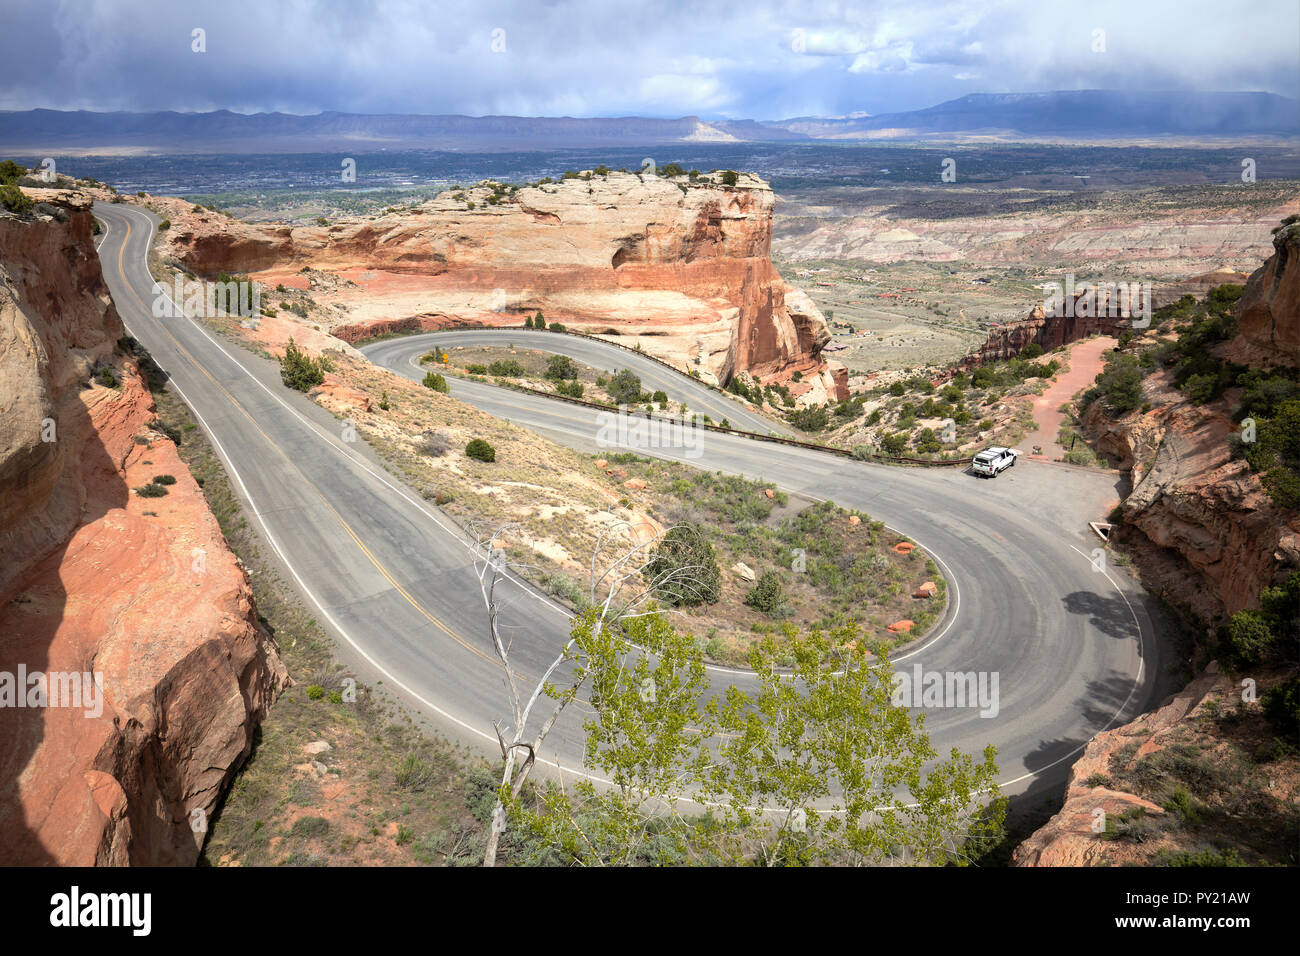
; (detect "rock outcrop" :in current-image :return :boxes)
[1083,383,1299,621]
[962,303,1130,366]
[0,188,285,865]
[1017,225,1300,867]
[1226,222,1300,368]
[1013,669,1215,867]
[152,171,847,402]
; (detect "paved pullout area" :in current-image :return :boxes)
[96,200,1165,800]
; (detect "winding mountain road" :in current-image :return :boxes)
[95,200,1164,804]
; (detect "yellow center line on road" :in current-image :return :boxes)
[112,213,498,669]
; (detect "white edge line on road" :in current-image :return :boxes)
[106,202,1150,803]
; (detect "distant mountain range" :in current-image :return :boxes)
[2,91,1295,153]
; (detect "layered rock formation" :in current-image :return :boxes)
[1017,224,1299,866]
[151,171,847,402]
[0,188,285,865]
[961,302,1130,367]
[1014,669,1212,867]
[1083,383,1300,621]
[1227,222,1300,368]
[1081,224,1300,621]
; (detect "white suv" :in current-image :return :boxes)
[971,446,1019,477]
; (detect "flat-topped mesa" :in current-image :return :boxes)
[158,170,848,403]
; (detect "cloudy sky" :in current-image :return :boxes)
[1,0,1296,119]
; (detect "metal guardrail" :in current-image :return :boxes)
[431,362,973,468]
[423,321,761,404]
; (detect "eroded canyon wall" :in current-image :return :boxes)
[155,171,847,401]
[0,188,284,865]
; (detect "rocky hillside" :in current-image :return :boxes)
[0,183,285,865]
[148,170,848,405]
[1016,220,1300,866]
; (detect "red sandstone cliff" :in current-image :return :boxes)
[0,187,285,865]
[150,171,847,402]
[1016,225,1300,866]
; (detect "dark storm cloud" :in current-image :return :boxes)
[0,0,1295,118]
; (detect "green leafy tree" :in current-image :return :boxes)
[534,312,546,330]
[703,627,1005,866]
[1093,352,1144,413]
[516,610,715,865]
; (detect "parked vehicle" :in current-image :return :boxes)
[971,446,1019,477]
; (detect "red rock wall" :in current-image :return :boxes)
[156,173,837,389]
[0,191,285,865]
[1228,223,1300,368]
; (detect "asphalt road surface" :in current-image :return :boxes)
[95,200,1164,806]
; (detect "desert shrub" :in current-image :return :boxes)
[465,438,496,462]
[1262,677,1299,735]
[652,390,668,406]
[533,312,546,330]
[1090,351,1144,413]
[745,570,785,614]
[545,354,580,380]
[549,322,567,333]
[1240,398,1300,510]
[279,337,326,392]
[1154,847,1244,867]
[608,369,643,404]
[720,170,739,186]
[1161,786,1202,826]
[0,184,33,214]
[1215,571,1300,667]
[487,359,524,377]
[134,483,168,498]
[878,432,909,456]
[466,363,487,374]
[306,684,325,700]
[645,525,721,607]
[0,160,23,185]
[1019,343,1044,359]
[787,405,829,432]
[152,474,177,486]
[422,371,450,393]
[555,380,584,398]
[98,366,119,389]
[395,754,436,791]
[913,427,942,454]
[290,816,330,840]
[420,430,451,457]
